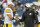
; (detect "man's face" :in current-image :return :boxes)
[8,4,13,8]
[26,7,30,11]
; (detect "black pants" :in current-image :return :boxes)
[24,23,34,27]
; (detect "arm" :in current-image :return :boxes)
[19,13,25,22]
[7,14,19,21]
[7,14,13,19]
[7,13,25,22]
[33,11,38,23]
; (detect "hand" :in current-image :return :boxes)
[16,18,19,22]
[19,22,22,25]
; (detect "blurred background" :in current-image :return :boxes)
[0,0,40,27]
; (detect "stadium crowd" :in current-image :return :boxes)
[0,0,40,27]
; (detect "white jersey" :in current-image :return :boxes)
[4,8,13,24]
[38,9,40,22]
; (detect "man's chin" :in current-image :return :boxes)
[26,9,29,11]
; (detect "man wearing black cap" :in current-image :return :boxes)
[7,4,38,27]
[16,4,38,27]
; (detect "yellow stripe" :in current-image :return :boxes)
[38,0,40,2]
[38,24,40,27]
[8,24,12,27]
[4,24,6,27]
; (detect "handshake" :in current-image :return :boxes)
[14,18,19,22]
[7,14,20,22]
[14,18,23,25]
[7,14,23,25]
